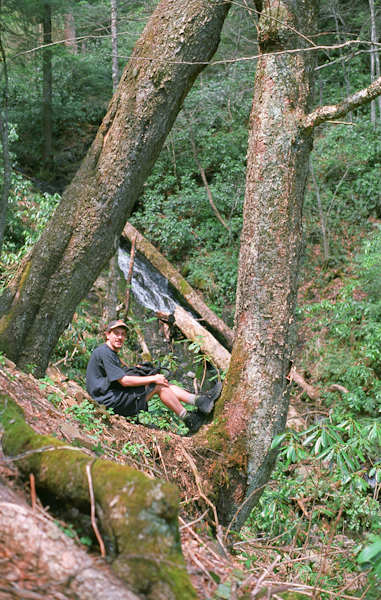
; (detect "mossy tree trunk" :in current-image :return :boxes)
[0,396,197,600]
[0,0,230,377]
[205,0,319,528]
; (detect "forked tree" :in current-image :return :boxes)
[1,0,381,528]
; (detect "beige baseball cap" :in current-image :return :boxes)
[106,319,128,332]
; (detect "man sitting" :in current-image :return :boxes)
[86,320,222,434]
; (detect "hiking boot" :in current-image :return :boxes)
[184,410,204,434]
[195,382,223,415]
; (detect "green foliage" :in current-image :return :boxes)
[272,418,381,495]
[0,172,60,267]
[65,399,112,436]
[298,227,381,421]
[358,534,381,579]
[130,393,188,435]
[54,520,92,546]
[305,119,381,253]
[121,440,150,457]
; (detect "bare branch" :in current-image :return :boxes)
[303,75,381,131]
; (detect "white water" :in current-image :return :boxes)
[118,246,179,314]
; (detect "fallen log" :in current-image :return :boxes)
[0,395,197,600]
[122,222,234,349]
[0,481,141,600]
[174,306,231,372]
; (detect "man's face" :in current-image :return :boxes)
[106,327,127,352]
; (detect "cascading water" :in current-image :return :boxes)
[118,246,179,314]
[117,244,217,389]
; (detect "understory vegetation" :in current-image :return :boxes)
[1,0,381,598]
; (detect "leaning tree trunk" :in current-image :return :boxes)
[0,0,230,377]
[205,0,319,528]
[42,1,53,166]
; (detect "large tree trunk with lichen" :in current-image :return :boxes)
[204,0,319,529]
[0,0,230,378]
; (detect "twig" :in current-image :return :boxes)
[180,509,209,531]
[180,448,222,538]
[331,572,367,599]
[188,123,228,229]
[254,585,294,599]
[0,586,47,600]
[266,580,366,600]
[178,515,224,562]
[85,461,106,558]
[29,473,36,512]
[359,585,371,600]
[312,506,343,599]
[155,440,169,481]
[251,556,281,598]
[2,444,95,462]
[52,350,68,367]
[124,231,137,318]
[187,547,215,581]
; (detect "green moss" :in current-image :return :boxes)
[0,395,196,599]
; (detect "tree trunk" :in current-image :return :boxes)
[107,253,118,322]
[0,482,141,600]
[0,33,11,256]
[64,13,77,54]
[43,2,53,165]
[111,0,119,92]
[0,396,196,600]
[369,0,381,126]
[0,0,231,377]
[206,0,319,528]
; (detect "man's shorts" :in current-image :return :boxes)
[104,385,149,417]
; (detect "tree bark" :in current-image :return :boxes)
[206,1,381,530]
[369,0,381,126]
[122,222,234,348]
[174,305,231,371]
[107,253,118,322]
[0,482,141,600]
[42,2,53,166]
[111,0,119,92]
[64,13,77,55]
[0,396,196,600]
[0,32,11,256]
[206,0,319,528]
[0,0,231,377]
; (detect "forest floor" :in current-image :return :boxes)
[0,351,369,600]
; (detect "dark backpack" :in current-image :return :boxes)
[122,361,170,422]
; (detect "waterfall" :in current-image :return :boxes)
[118,246,179,314]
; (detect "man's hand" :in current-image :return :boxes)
[153,373,169,386]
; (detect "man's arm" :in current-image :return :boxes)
[117,373,169,387]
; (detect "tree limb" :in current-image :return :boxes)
[188,125,228,229]
[303,75,381,131]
